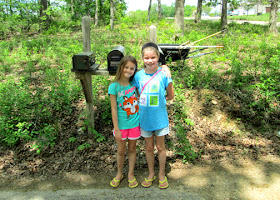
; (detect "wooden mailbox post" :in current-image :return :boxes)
[72,17,108,136]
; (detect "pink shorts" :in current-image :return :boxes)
[113,126,141,140]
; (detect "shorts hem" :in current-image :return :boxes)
[127,136,141,140]
[140,126,169,138]
[141,134,153,138]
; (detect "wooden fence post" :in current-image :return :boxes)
[149,25,157,44]
[75,16,95,136]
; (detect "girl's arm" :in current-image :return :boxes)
[166,82,174,101]
[135,88,140,100]
[161,65,171,78]
[110,94,122,142]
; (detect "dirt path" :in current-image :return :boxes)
[1,155,280,200]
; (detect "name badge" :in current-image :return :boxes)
[140,94,147,106]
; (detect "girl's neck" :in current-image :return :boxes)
[144,66,159,74]
[118,76,130,86]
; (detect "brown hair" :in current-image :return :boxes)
[114,55,138,82]
[141,42,160,58]
[142,46,160,58]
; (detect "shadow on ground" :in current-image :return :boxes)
[1,155,280,200]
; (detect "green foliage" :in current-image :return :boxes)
[125,10,153,24]
[92,76,113,127]
[162,4,175,17]
[0,0,127,37]
[91,128,106,143]
[78,142,91,151]
[171,83,200,162]
[174,126,200,162]
[1,13,279,160]
[69,137,77,143]
[0,31,81,150]
[147,3,195,18]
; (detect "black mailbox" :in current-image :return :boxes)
[158,44,191,61]
[72,51,99,71]
[107,45,125,74]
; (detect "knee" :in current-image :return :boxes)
[146,144,154,153]
[118,149,126,156]
[128,146,136,154]
[156,144,166,152]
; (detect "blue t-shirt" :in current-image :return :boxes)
[108,82,139,130]
[133,68,172,131]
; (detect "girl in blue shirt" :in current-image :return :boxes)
[133,42,174,189]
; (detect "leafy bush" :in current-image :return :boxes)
[1,17,279,159]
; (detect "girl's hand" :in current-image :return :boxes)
[115,129,122,142]
[161,65,171,78]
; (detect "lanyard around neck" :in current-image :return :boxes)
[140,69,162,95]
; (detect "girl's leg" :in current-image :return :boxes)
[143,136,155,181]
[128,139,137,186]
[112,140,126,184]
[155,135,167,186]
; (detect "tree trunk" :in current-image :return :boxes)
[71,0,74,15]
[110,0,115,30]
[95,0,99,27]
[269,0,279,34]
[39,0,49,31]
[39,0,48,17]
[221,0,228,29]
[148,0,152,21]
[9,0,13,15]
[194,0,202,23]
[158,0,162,19]
[175,0,185,33]
[18,0,22,18]
[3,0,7,16]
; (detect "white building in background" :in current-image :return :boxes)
[212,2,277,16]
[237,4,270,15]
[233,4,280,16]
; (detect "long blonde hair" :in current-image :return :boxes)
[114,55,138,82]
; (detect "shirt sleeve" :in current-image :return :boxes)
[165,76,172,89]
[108,82,117,95]
[132,74,139,89]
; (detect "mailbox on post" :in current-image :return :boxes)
[72,51,99,72]
[107,45,125,75]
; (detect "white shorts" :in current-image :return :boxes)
[140,126,169,138]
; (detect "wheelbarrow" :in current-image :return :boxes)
[158,44,223,61]
[158,30,225,62]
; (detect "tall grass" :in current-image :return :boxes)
[0,17,279,158]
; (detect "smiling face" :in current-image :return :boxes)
[122,61,136,80]
[142,48,159,73]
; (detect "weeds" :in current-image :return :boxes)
[171,81,199,162]
[78,142,91,151]
[1,18,279,161]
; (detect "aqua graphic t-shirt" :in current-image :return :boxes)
[108,82,139,130]
[133,68,172,131]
